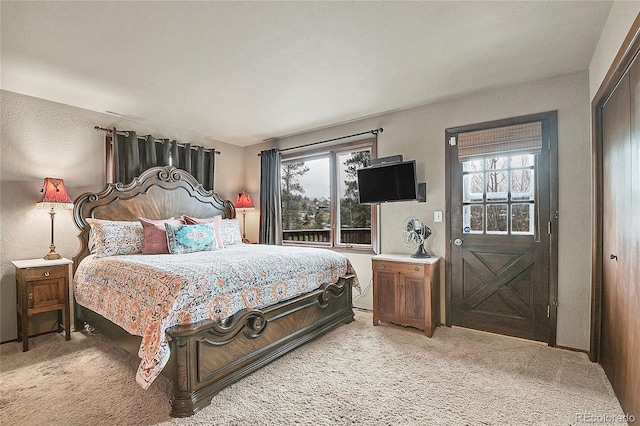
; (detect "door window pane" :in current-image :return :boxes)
[463,173,484,203]
[463,205,484,234]
[462,154,536,235]
[511,204,534,234]
[486,204,508,234]
[485,157,509,170]
[338,150,371,245]
[511,169,534,201]
[463,159,484,172]
[510,154,535,168]
[485,171,508,201]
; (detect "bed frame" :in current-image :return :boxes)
[72,166,355,417]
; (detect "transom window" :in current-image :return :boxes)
[462,154,535,235]
[281,140,377,251]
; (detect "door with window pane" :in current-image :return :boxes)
[448,116,556,343]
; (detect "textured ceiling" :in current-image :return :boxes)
[1,1,612,146]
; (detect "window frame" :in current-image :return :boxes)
[461,154,536,236]
[281,138,378,254]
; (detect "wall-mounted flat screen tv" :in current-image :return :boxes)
[357,160,417,204]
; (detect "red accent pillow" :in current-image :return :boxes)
[182,214,224,249]
[139,217,185,254]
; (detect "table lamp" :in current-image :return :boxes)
[235,191,255,243]
[37,178,73,260]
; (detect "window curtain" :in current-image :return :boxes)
[112,128,216,190]
[457,122,542,162]
[259,149,283,245]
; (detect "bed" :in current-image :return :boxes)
[72,166,356,417]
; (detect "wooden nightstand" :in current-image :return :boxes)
[12,258,72,351]
[372,254,441,337]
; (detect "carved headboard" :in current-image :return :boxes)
[72,166,235,271]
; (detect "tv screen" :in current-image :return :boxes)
[357,160,417,204]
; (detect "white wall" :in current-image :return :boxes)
[589,2,640,100]
[247,71,593,350]
[0,90,245,342]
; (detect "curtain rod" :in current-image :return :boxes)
[258,127,383,156]
[94,126,221,155]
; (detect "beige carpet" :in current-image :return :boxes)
[0,311,624,426]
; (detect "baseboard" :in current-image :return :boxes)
[0,329,64,345]
[556,344,589,354]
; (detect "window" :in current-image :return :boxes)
[281,139,377,252]
[462,154,535,235]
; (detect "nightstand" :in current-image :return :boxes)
[12,258,72,351]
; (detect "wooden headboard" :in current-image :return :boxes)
[72,166,235,270]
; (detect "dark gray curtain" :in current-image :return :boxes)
[259,149,282,245]
[112,128,215,190]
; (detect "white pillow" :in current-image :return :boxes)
[220,218,243,246]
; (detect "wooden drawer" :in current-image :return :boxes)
[24,265,67,280]
[373,260,425,275]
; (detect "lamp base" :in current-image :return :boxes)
[44,245,61,260]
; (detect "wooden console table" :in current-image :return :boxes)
[372,254,440,337]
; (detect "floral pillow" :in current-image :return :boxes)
[165,222,219,254]
[220,218,243,246]
[87,218,144,258]
[139,217,185,254]
[182,214,224,249]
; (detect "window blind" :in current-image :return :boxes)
[457,121,542,162]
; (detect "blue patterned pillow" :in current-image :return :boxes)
[165,222,218,254]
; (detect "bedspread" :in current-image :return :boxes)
[74,244,358,388]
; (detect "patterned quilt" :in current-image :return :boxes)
[74,244,358,388]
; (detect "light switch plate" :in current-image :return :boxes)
[434,211,443,222]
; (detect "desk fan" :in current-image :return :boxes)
[403,217,432,258]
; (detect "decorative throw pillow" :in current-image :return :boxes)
[165,222,218,254]
[86,218,144,257]
[139,217,185,254]
[220,218,243,246]
[182,214,224,249]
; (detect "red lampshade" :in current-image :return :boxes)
[38,178,73,207]
[235,191,253,209]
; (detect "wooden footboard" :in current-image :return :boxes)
[166,275,354,417]
[75,275,354,418]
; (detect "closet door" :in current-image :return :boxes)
[600,54,639,417]
[601,69,629,411]
[626,51,640,418]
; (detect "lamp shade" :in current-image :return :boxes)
[38,178,73,208]
[235,191,254,209]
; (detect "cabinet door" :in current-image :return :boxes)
[28,278,65,313]
[374,270,398,323]
[399,273,426,329]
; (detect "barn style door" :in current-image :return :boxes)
[446,113,558,343]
